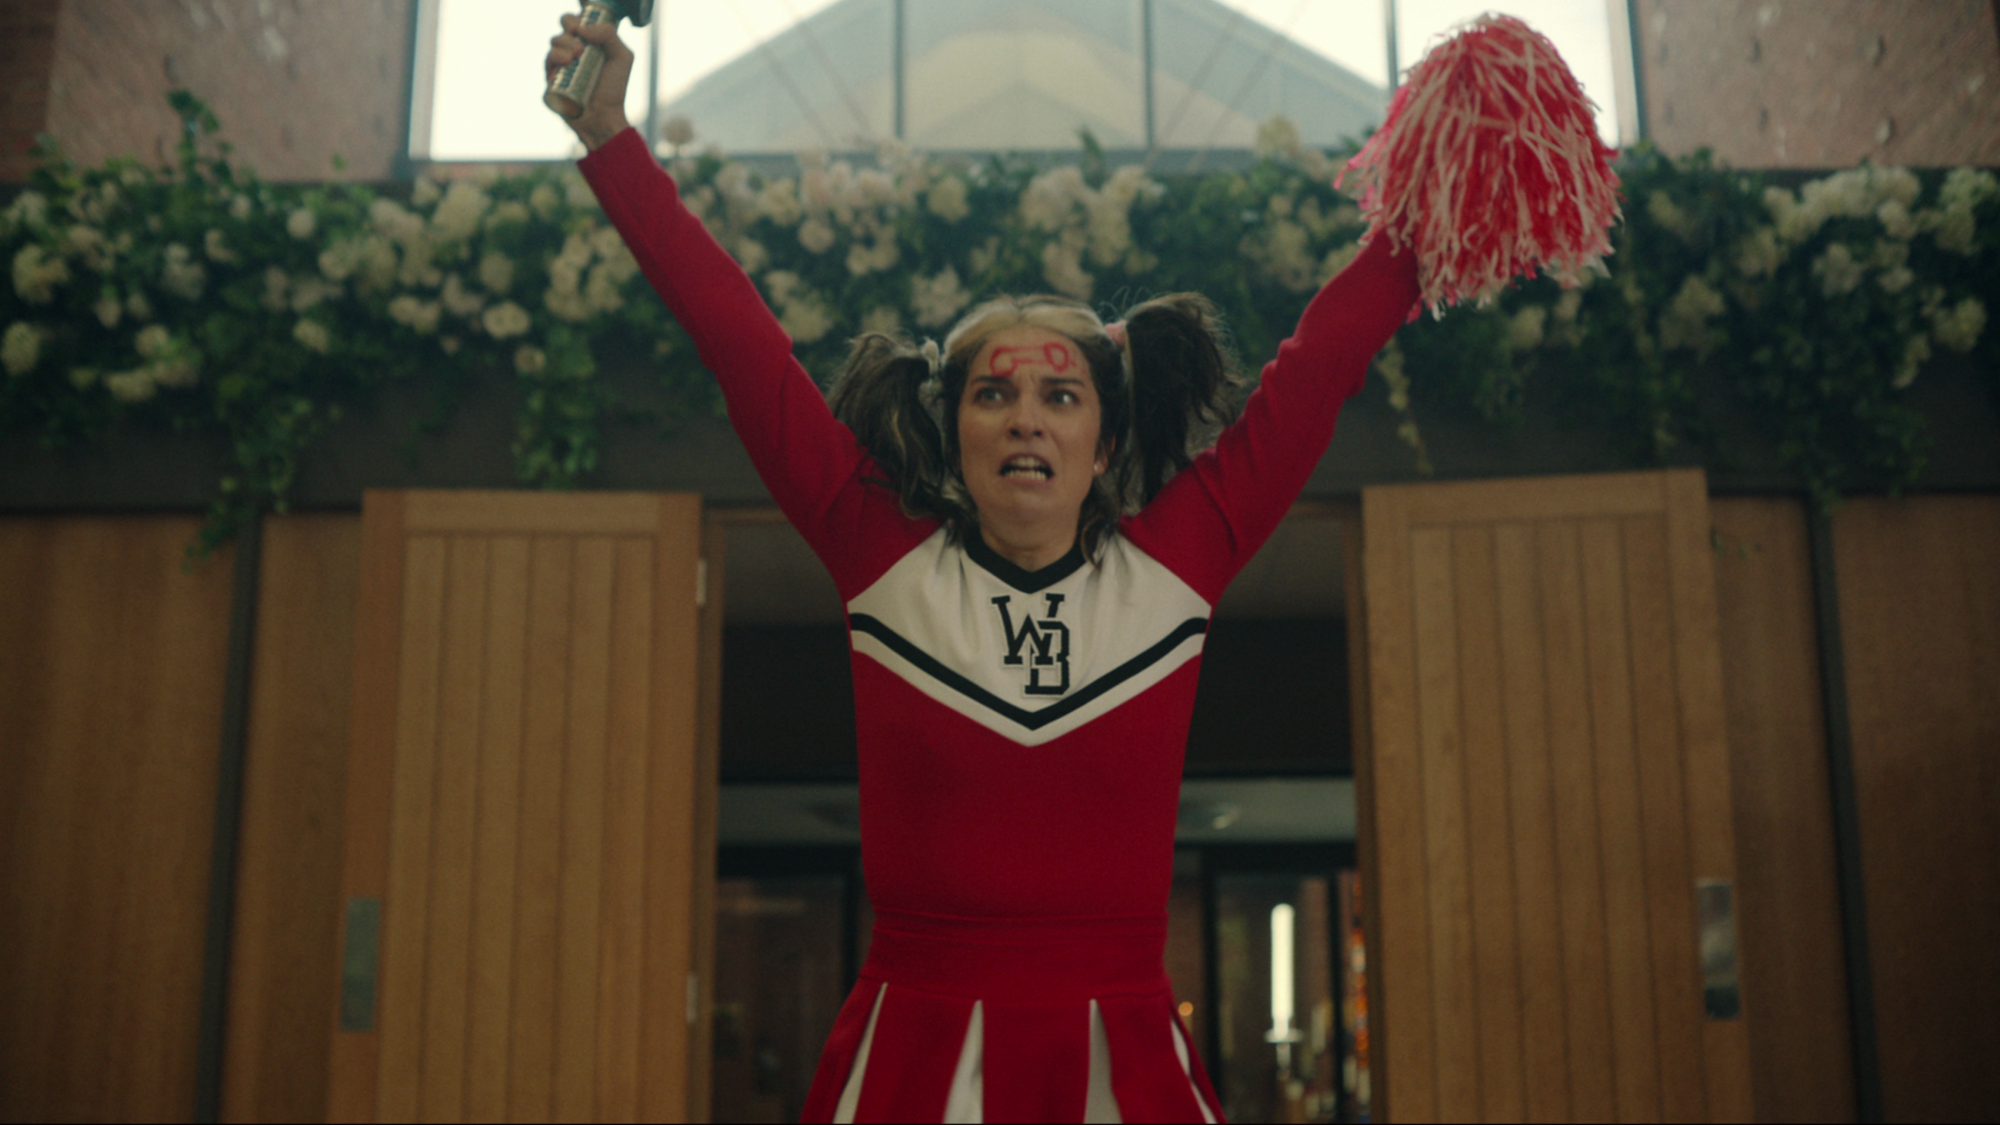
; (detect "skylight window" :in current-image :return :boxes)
[414,0,1636,161]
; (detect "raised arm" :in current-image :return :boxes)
[1121,236,1419,603]
[549,18,926,594]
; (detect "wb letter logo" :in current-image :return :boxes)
[992,593,1071,696]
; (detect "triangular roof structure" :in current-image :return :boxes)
[659,0,1385,153]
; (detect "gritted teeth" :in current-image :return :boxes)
[1001,455,1053,478]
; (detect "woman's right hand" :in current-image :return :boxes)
[546,13,635,152]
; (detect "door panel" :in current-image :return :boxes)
[1360,470,1753,1123]
[329,491,706,1123]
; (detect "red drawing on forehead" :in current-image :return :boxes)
[986,341,1075,377]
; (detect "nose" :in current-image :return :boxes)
[1007,400,1046,438]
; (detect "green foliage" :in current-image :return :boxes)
[2,96,1995,550]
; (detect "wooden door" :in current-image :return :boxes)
[1357,470,1754,1123]
[328,491,709,1123]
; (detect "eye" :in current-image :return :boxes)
[1049,387,1079,405]
[973,384,1006,403]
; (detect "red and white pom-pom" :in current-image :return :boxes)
[1339,13,1621,314]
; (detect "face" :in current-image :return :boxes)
[957,325,1109,538]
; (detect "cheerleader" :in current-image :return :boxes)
[546,9,1608,1120]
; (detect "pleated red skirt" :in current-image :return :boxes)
[800,908,1225,1123]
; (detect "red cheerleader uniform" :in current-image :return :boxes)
[580,127,1417,1124]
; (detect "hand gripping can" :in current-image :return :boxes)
[544,0,655,118]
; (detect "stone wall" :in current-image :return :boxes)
[3,0,416,182]
[1634,0,2000,167]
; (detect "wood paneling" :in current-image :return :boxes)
[1708,498,1853,1124]
[328,491,707,1123]
[1360,470,1753,1122]
[0,516,235,1122]
[1833,496,2000,1123]
[222,514,364,1123]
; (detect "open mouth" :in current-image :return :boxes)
[1000,455,1053,480]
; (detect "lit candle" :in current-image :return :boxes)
[1269,902,1295,1039]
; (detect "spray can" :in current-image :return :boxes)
[544,0,655,119]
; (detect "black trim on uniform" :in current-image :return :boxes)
[961,534,1087,593]
[848,614,1210,730]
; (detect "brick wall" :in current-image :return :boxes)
[1,0,60,181]
[1635,0,2000,168]
[25,0,416,183]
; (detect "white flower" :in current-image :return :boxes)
[482,300,532,339]
[910,267,971,328]
[662,115,696,148]
[926,175,970,222]
[486,200,531,230]
[287,207,317,239]
[477,251,515,294]
[293,319,332,353]
[1246,218,1315,292]
[150,354,199,389]
[762,270,802,307]
[583,269,625,315]
[3,322,41,376]
[68,366,98,389]
[1041,232,1094,300]
[125,290,153,321]
[104,370,157,402]
[289,277,334,313]
[204,228,236,264]
[1021,166,1086,232]
[1939,168,1998,212]
[846,230,899,276]
[1893,334,1931,389]
[855,168,897,209]
[135,324,172,359]
[801,167,837,212]
[411,176,442,207]
[514,345,547,375]
[1254,115,1303,161]
[360,236,402,292]
[260,267,290,310]
[798,217,836,254]
[1647,192,1700,244]
[1811,243,1864,297]
[12,244,69,303]
[1730,227,1783,278]
[1507,305,1548,351]
[64,225,114,271]
[430,181,491,243]
[530,183,561,220]
[1923,204,1978,255]
[442,273,486,317]
[732,238,768,275]
[1658,275,1727,354]
[778,295,835,343]
[369,198,425,245]
[160,243,207,300]
[861,306,901,336]
[1930,297,1986,353]
[1876,200,1916,240]
[319,238,364,282]
[94,294,123,327]
[1878,267,1914,294]
[756,179,801,227]
[5,191,49,230]
[388,295,443,335]
[562,169,595,210]
[229,193,253,221]
[1554,289,1584,324]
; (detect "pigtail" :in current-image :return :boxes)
[1119,293,1242,504]
[826,333,950,521]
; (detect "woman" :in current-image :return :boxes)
[549,16,1417,1123]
